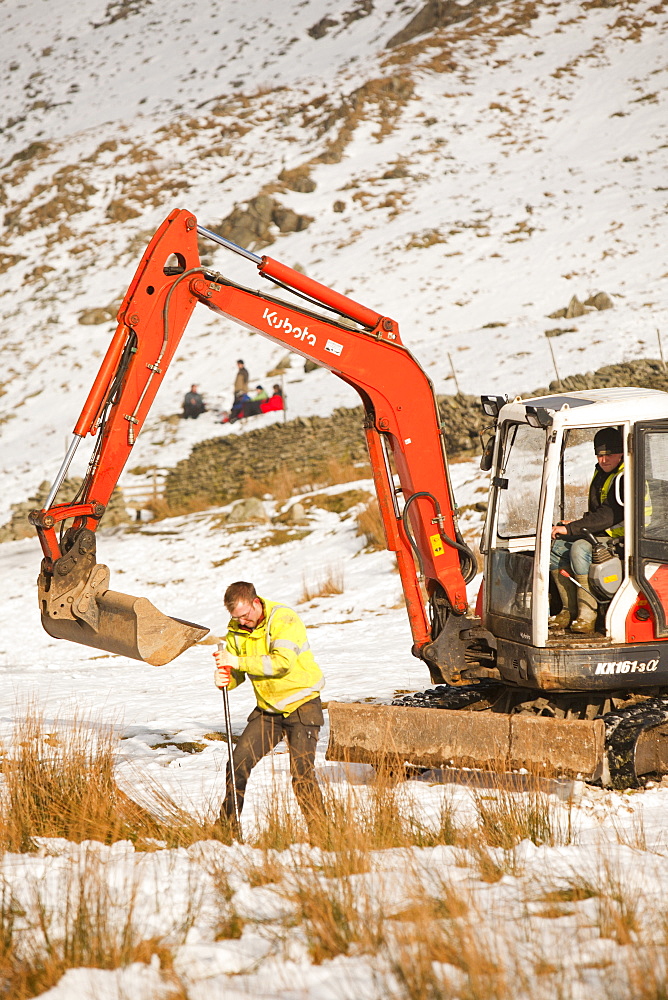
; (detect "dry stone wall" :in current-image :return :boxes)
[163,408,369,509]
[5,359,664,539]
[163,397,487,510]
[0,478,129,542]
[163,358,668,511]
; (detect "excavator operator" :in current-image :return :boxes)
[212,581,326,842]
[549,427,624,634]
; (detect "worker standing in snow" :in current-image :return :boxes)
[213,580,326,841]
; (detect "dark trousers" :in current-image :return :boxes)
[221,697,325,832]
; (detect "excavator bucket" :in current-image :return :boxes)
[37,530,209,666]
[40,589,209,666]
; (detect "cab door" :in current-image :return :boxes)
[634,419,668,637]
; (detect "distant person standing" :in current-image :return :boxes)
[233,359,249,401]
[182,384,206,419]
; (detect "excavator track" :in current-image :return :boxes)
[392,680,503,712]
[604,695,668,788]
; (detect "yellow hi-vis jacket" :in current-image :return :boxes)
[600,461,625,538]
[224,598,324,717]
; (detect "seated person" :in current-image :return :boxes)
[242,385,269,418]
[549,427,624,634]
[228,392,249,423]
[260,384,284,413]
[182,384,206,419]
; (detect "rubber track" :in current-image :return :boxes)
[392,680,503,711]
[604,695,668,789]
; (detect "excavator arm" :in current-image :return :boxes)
[31,208,476,678]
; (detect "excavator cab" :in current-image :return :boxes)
[479,388,668,689]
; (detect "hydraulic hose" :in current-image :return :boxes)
[402,491,478,587]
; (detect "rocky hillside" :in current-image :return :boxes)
[1,0,666,523]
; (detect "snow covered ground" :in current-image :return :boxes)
[2,0,668,996]
[3,470,668,999]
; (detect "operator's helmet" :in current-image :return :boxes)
[594,427,623,456]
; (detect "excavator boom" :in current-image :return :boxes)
[32,208,668,788]
[32,209,474,673]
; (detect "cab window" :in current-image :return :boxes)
[497,423,546,539]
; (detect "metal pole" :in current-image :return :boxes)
[447,352,461,394]
[196,225,263,265]
[218,643,241,838]
[45,434,83,510]
[658,329,666,371]
[221,686,241,838]
[545,332,561,383]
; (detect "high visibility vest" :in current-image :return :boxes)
[225,598,324,716]
[598,462,625,538]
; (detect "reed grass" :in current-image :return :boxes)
[299,564,344,602]
[0,706,226,853]
[0,849,193,1000]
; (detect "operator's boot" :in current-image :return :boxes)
[569,575,598,634]
[548,570,578,629]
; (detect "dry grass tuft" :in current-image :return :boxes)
[385,903,510,1000]
[250,786,310,852]
[0,708,150,852]
[0,707,226,853]
[266,468,300,501]
[286,869,384,965]
[461,835,518,884]
[300,565,344,602]
[245,850,286,888]
[356,499,386,550]
[241,461,366,503]
[144,494,212,520]
[473,781,571,851]
[322,457,369,486]
[202,857,245,941]
[0,849,194,999]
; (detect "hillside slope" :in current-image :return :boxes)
[1,0,666,519]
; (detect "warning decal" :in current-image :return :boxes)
[430,533,445,557]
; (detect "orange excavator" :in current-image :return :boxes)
[31,209,668,786]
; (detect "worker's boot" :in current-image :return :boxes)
[548,570,577,629]
[569,575,598,634]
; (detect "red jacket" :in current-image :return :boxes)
[260,394,284,413]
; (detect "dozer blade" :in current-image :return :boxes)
[326,702,606,781]
[41,590,209,666]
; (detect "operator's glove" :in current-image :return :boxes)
[213,663,232,688]
[213,649,239,689]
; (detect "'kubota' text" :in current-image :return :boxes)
[262,308,316,346]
